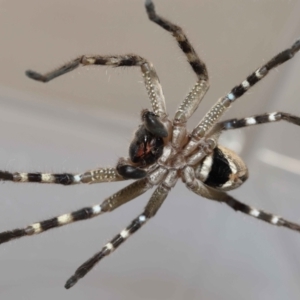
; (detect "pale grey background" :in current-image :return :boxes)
[0,1,300,299]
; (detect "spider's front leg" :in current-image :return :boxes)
[145,0,210,138]
[26,54,167,119]
[144,0,210,151]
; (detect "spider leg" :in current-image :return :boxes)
[223,39,300,105]
[26,55,167,118]
[145,0,208,81]
[183,39,300,156]
[217,112,300,131]
[224,195,300,233]
[0,167,128,186]
[65,184,169,289]
[183,171,300,233]
[145,0,209,130]
[0,178,152,244]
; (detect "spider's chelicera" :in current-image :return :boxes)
[1,0,300,289]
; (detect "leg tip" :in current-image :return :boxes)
[25,70,47,82]
[145,0,154,11]
[292,39,300,52]
[64,276,77,289]
[145,0,152,6]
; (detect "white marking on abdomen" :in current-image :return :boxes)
[221,180,233,189]
[198,155,213,181]
[228,160,237,174]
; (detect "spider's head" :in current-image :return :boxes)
[129,110,168,166]
[129,125,164,166]
[116,109,169,179]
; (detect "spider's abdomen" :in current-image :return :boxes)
[195,146,248,191]
[129,126,164,166]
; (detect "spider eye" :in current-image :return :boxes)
[129,126,164,165]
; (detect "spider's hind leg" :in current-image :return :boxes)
[184,176,300,234]
[224,195,300,233]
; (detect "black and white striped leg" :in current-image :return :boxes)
[0,167,126,185]
[0,178,152,244]
[145,0,208,81]
[0,170,78,185]
[65,184,169,289]
[26,54,167,117]
[225,39,300,102]
[184,39,300,150]
[145,0,210,132]
[218,112,300,131]
[186,179,300,233]
[224,195,300,233]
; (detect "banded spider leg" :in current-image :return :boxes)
[0,0,211,289]
[1,0,300,292]
[181,38,300,231]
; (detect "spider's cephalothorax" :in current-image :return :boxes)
[129,125,164,165]
[129,110,167,166]
[1,0,300,290]
[117,109,168,179]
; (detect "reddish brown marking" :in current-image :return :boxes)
[136,141,154,159]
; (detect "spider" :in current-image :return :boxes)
[1,0,300,290]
